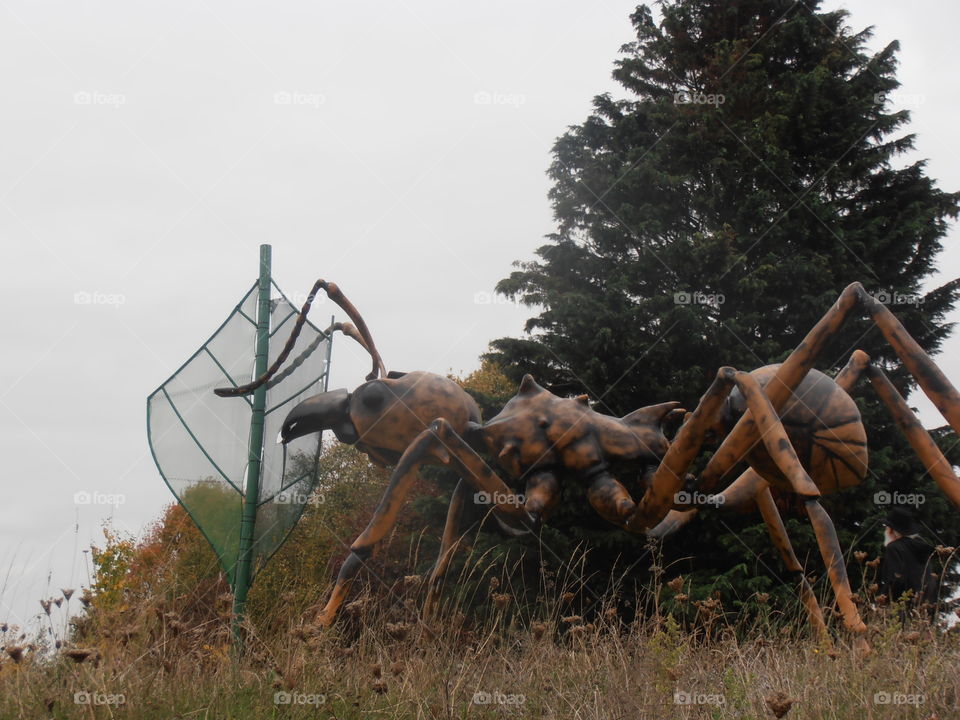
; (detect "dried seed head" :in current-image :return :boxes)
[530,621,548,639]
[603,607,618,621]
[491,593,511,610]
[674,593,689,603]
[866,558,881,570]
[666,576,684,593]
[61,589,74,601]
[5,645,25,664]
[853,551,868,563]
[385,622,410,641]
[488,577,500,592]
[568,624,588,638]
[63,648,98,664]
[756,593,769,605]
[935,545,956,559]
[53,598,63,608]
[765,691,796,718]
[560,591,575,604]
[561,615,582,625]
[79,589,93,608]
[40,600,52,616]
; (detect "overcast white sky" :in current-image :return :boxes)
[2,0,959,631]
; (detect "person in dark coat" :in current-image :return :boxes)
[879,507,940,617]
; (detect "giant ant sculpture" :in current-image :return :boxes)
[216,281,960,644]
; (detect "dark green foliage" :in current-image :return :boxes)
[485,0,960,625]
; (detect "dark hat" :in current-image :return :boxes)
[883,507,919,536]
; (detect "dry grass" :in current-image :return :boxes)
[3,478,955,719]
[1,581,957,720]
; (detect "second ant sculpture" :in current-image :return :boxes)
[216,280,960,645]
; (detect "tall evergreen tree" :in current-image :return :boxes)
[486,0,960,621]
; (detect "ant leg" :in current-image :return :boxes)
[646,467,768,538]
[630,367,820,530]
[626,367,739,531]
[804,497,868,642]
[839,350,960,508]
[317,419,531,626]
[754,483,829,643]
[648,467,829,642]
[705,282,960,479]
[424,479,472,617]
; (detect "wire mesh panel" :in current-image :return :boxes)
[147,282,331,585]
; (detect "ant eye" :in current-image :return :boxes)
[359,383,387,410]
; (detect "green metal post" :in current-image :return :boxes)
[324,315,334,392]
[233,244,272,642]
